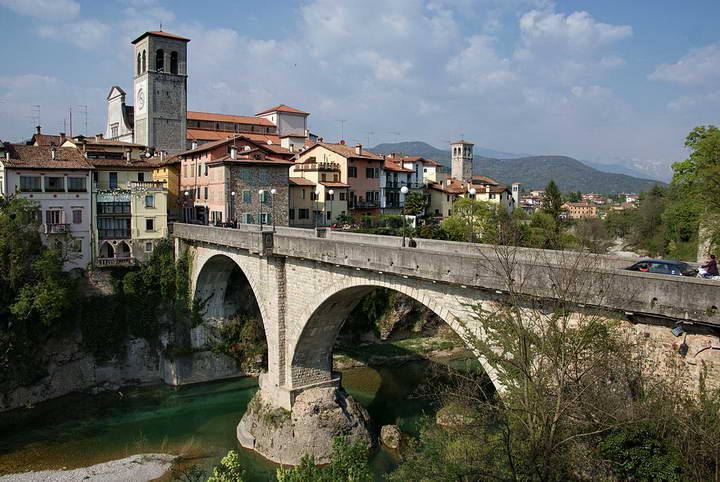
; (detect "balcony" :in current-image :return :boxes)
[96,257,136,267]
[130,180,167,190]
[98,228,131,239]
[294,161,340,172]
[350,201,380,209]
[44,223,70,234]
[384,181,424,189]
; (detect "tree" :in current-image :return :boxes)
[275,437,371,482]
[441,197,495,242]
[403,191,426,218]
[672,125,720,210]
[541,180,564,227]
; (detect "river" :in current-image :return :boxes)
[0,356,475,480]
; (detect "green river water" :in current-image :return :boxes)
[0,357,471,480]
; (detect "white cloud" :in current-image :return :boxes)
[37,20,111,50]
[446,35,515,92]
[649,43,720,85]
[519,10,632,49]
[0,0,79,21]
[668,90,720,111]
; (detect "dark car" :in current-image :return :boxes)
[624,259,694,276]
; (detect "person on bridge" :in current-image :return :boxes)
[701,254,718,277]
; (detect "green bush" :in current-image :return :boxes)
[276,436,371,482]
[207,450,245,482]
[599,426,681,481]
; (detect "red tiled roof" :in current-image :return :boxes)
[179,134,291,158]
[187,111,274,126]
[187,129,281,145]
[206,155,293,167]
[470,175,499,186]
[422,159,441,167]
[320,181,350,188]
[132,31,190,44]
[31,134,65,147]
[289,177,316,186]
[88,158,158,169]
[305,143,383,161]
[452,140,474,145]
[256,104,309,116]
[383,160,413,173]
[3,145,93,170]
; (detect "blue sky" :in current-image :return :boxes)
[1,0,718,180]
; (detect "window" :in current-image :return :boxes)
[72,209,82,224]
[145,195,154,208]
[137,53,141,75]
[111,123,119,139]
[260,190,269,204]
[326,211,331,220]
[204,186,209,199]
[301,189,306,200]
[299,208,310,219]
[138,172,144,182]
[145,241,153,253]
[68,177,86,192]
[46,209,64,225]
[204,164,208,176]
[93,171,98,183]
[109,172,118,189]
[339,192,346,201]
[197,165,202,176]
[289,209,295,220]
[321,173,327,181]
[260,213,271,224]
[242,190,251,203]
[366,167,375,178]
[366,191,375,203]
[142,50,146,72]
[259,170,270,184]
[196,187,201,198]
[145,218,155,231]
[170,51,178,74]
[240,168,252,183]
[348,167,357,178]
[45,176,64,192]
[19,176,41,192]
[244,213,254,224]
[310,191,318,201]
[71,238,82,253]
[156,49,164,71]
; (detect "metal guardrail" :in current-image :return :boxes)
[44,223,70,234]
[96,257,136,267]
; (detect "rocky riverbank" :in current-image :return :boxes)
[0,454,177,482]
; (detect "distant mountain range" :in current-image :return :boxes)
[370,141,665,194]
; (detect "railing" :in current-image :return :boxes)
[384,182,424,189]
[98,229,131,239]
[294,162,340,171]
[44,223,70,234]
[350,201,380,209]
[96,257,136,267]
[130,181,167,190]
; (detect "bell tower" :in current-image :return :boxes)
[131,31,190,153]
[450,140,473,181]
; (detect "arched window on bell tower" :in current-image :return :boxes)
[137,53,141,75]
[156,49,164,72]
[142,50,146,73]
[170,51,178,74]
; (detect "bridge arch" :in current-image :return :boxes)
[287,275,501,395]
[192,251,269,343]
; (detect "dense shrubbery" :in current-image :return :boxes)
[209,313,267,372]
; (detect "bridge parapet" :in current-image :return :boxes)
[174,223,720,326]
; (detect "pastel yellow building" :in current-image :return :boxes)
[290,156,350,226]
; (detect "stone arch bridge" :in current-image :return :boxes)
[174,223,720,462]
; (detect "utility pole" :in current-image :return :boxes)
[69,105,73,137]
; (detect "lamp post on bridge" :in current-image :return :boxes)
[270,188,277,232]
[230,191,236,225]
[258,189,265,231]
[468,187,477,243]
[314,189,320,229]
[400,186,409,247]
[327,189,334,227]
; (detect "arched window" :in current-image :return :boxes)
[156,49,164,72]
[170,51,178,74]
[142,50,146,73]
[137,53,141,75]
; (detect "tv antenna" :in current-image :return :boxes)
[31,104,41,128]
[366,131,374,147]
[337,119,347,141]
[75,105,88,136]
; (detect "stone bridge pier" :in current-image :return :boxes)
[175,224,720,465]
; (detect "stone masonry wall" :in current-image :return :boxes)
[228,165,290,226]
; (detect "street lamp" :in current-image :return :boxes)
[468,187,477,243]
[327,189,334,227]
[400,186,409,247]
[230,191,236,225]
[270,188,277,232]
[183,191,190,223]
[314,189,320,229]
[258,189,265,231]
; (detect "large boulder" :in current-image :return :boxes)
[380,424,402,449]
[237,386,374,465]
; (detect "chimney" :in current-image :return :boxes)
[355,143,362,155]
[59,132,66,143]
[51,147,56,160]
[318,137,324,143]
[5,151,9,161]
[446,178,451,186]
[191,140,198,150]
[160,150,165,162]
[230,145,238,160]
[125,147,132,163]
[36,125,41,135]
[339,139,345,145]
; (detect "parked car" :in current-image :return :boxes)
[623,259,695,277]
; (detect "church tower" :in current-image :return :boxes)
[131,31,190,153]
[451,140,473,181]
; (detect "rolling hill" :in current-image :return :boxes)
[370,142,664,194]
